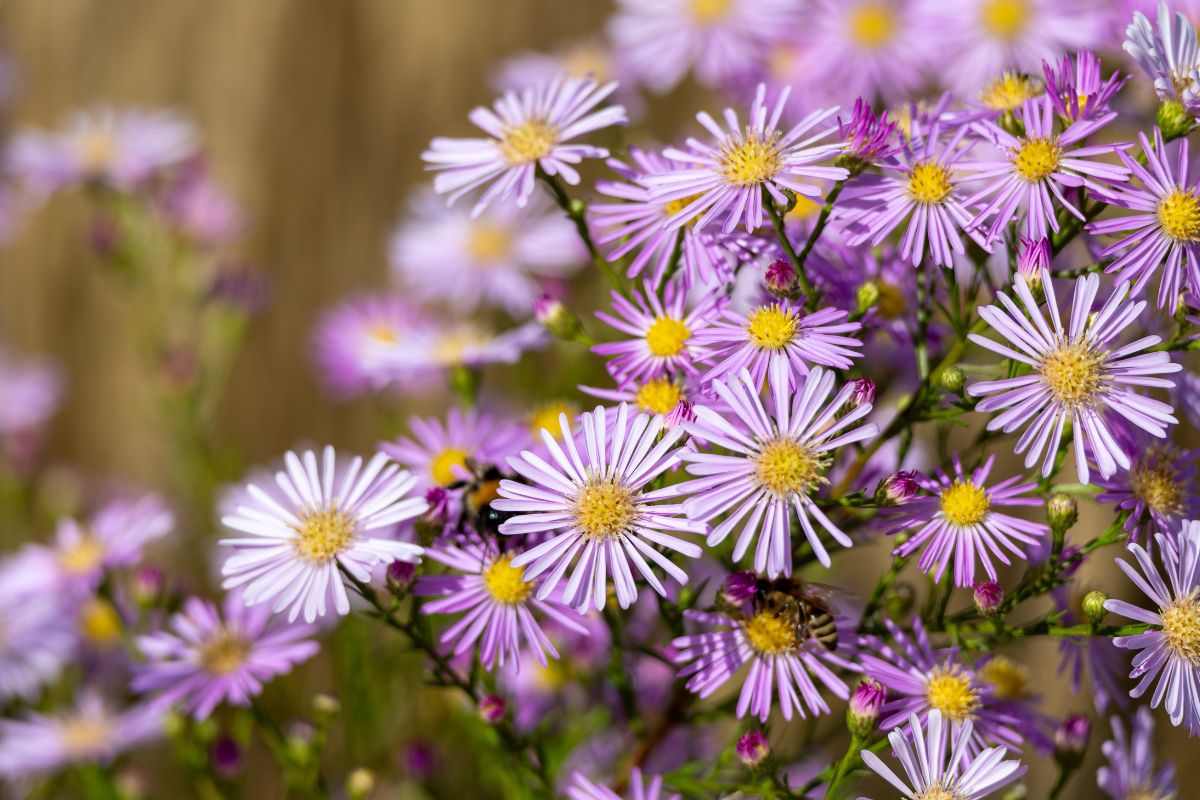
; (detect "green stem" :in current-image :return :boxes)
[764,187,819,305]
[537,167,624,292]
[824,734,863,800]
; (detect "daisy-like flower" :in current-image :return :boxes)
[311,294,430,398]
[0,693,163,778]
[0,346,63,437]
[1104,520,1200,734]
[581,375,694,419]
[672,601,852,722]
[965,268,1180,484]
[133,591,319,719]
[973,70,1045,118]
[9,108,197,195]
[421,76,626,216]
[493,404,704,612]
[592,282,722,386]
[1125,1,1200,117]
[675,362,879,575]
[863,619,1024,749]
[390,190,583,315]
[1096,423,1198,541]
[1097,707,1177,800]
[382,408,526,491]
[1089,129,1200,311]
[696,301,862,387]
[415,543,589,670]
[0,566,75,701]
[645,84,850,234]
[1042,50,1126,124]
[961,96,1128,243]
[219,446,427,623]
[860,710,1024,800]
[836,106,990,268]
[883,456,1048,587]
[382,319,547,375]
[566,768,679,800]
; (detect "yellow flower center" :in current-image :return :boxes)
[940,481,990,527]
[1012,138,1061,183]
[690,0,732,24]
[721,135,782,187]
[430,447,469,486]
[367,323,399,345]
[433,326,488,366]
[925,666,980,722]
[743,611,797,655]
[746,304,798,350]
[979,655,1029,700]
[530,401,575,440]
[61,717,113,756]
[980,0,1029,41]
[575,480,636,539]
[787,194,822,221]
[467,223,513,262]
[79,599,122,645]
[1040,343,1104,408]
[645,316,691,357]
[1161,593,1200,664]
[848,2,896,49]
[533,660,570,690]
[293,508,357,563]
[915,788,960,800]
[1126,790,1170,800]
[663,193,702,222]
[755,439,825,497]
[76,130,116,172]
[634,378,683,415]
[1157,189,1200,242]
[200,630,251,675]
[499,120,558,165]
[876,282,907,319]
[59,534,105,575]
[980,72,1041,112]
[908,161,953,204]
[1129,448,1185,516]
[482,554,534,605]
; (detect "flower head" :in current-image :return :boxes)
[1125,1,1200,116]
[0,346,62,436]
[1096,423,1198,541]
[312,294,430,397]
[1042,50,1125,123]
[566,767,679,800]
[838,97,899,164]
[382,408,526,492]
[1097,707,1177,800]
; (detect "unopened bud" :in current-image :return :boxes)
[667,399,695,427]
[764,259,799,298]
[973,580,1004,616]
[534,294,585,342]
[347,768,376,799]
[479,694,506,723]
[313,694,340,716]
[1016,238,1050,288]
[850,378,876,408]
[723,571,759,605]
[1082,590,1108,624]
[1053,714,1090,763]
[1047,493,1078,531]
[847,678,886,737]
[736,729,770,767]
[856,280,881,315]
[386,560,417,594]
[880,470,922,504]
[211,736,242,778]
[1157,98,1193,141]
[131,566,164,606]
[937,366,965,393]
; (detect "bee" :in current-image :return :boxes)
[755,578,840,653]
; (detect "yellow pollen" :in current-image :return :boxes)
[293,508,357,563]
[746,304,798,350]
[645,316,691,358]
[1161,593,1200,664]
[980,0,1029,41]
[58,535,105,575]
[663,193,702,222]
[940,481,990,527]
[787,194,822,220]
[690,0,733,24]
[876,282,907,319]
[467,223,513,262]
[530,401,576,440]
[634,378,683,415]
[499,119,558,165]
[848,3,897,49]
[908,161,953,204]
[367,323,399,345]
[76,130,116,172]
[1157,190,1200,242]
[482,554,534,605]
[1012,138,1061,183]
[755,438,825,497]
[575,481,636,539]
[743,611,797,655]
[79,599,122,645]
[980,72,1042,112]
[1129,451,1185,516]
[925,666,980,722]
[1040,343,1104,408]
[721,135,782,187]
[200,630,251,675]
[915,788,960,800]
[430,447,469,486]
[979,655,1029,700]
[61,717,113,756]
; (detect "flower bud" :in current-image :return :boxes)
[534,294,585,342]
[856,280,881,315]
[937,366,965,393]
[131,566,164,606]
[1047,493,1078,531]
[879,470,922,504]
[849,378,876,408]
[210,736,242,778]
[1082,590,1108,624]
[723,571,759,605]
[1053,714,1090,763]
[1016,238,1050,288]
[973,580,1004,616]
[736,729,770,767]
[386,560,417,594]
[1157,98,1193,141]
[312,694,340,716]
[764,259,799,298]
[667,399,695,427]
[479,694,506,724]
[347,768,376,799]
[847,678,886,737]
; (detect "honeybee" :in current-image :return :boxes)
[449,465,513,538]
[756,578,841,653]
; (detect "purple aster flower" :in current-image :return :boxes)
[961,96,1128,244]
[415,542,589,670]
[882,455,1048,587]
[675,362,879,574]
[421,76,626,216]
[390,189,583,315]
[1104,520,1200,734]
[383,319,547,374]
[1042,50,1126,123]
[566,768,679,800]
[1097,707,1177,800]
[0,692,163,778]
[159,157,243,246]
[381,408,526,492]
[645,84,849,234]
[580,375,694,418]
[1124,1,1200,117]
[0,561,75,701]
[219,446,426,623]
[838,98,899,164]
[312,294,430,398]
[592,282,723,387]
[0,345,63,436]
[695,301,862,387]
[672,605,852,722]
[1095,422,1198,541]
[862,619,1024,750]
[1089,130,1200,311]
[966,268,1180,484]
[836,106,990,268]
[1174,368,1200,429]
[860,710,1024,800]
[133,591,319,719]
[493,404,704,612]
